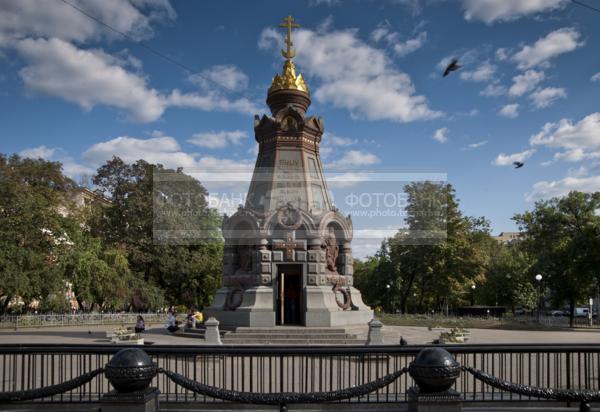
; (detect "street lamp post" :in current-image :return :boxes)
[471,284,476,307]
[535,274,543,322]
[386,284,391,313]
[413,292,417,314]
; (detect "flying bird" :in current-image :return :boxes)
[513,161,524,169]
[443,58,461,77]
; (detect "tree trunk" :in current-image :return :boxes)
[569,299,575,328]
[0,295,10,314]
[399,275,416,314]
[76,297,85,313]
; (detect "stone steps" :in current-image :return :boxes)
[221,327,364,345]
[175,327,228,339]
[233,327,348,334]
[176,326,366,345]
[222,338,364,345]
[223,333,353,339]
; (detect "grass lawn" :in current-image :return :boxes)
[378,313,563,331]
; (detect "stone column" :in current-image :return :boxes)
[204,317,222,345]
[366,318,384,345]
[102,348,159,412]
[338,241,353,277]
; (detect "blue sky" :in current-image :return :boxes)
[1,0,600,257]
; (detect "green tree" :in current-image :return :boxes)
[356,182,493,314]
[90,157,222,307]
[514,191,600,326]
[60,233,126,311]
[0,155,75,313]
[479,243,536,311]
[386,182,491,313]
[353,251,385,311]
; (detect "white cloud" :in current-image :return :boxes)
[393,32,428,57]
[308,0,340,6]
[508,70,545,97]
[166,90,259,115]
[530,113,600,153]
[460,61,496,82]
[0,0,175,44]
[512,28,583,70]
[552,149,600,162]
[370,26,389,43]
[19,135,258,194]
[326,172,371,188]
[13,37,259,122]
[480,83,506,97]
[493,149,535,166]
[465,140,488,150]
[527,175,600,201]
[188,130,248,149]
[82,135,255,186]
[433,127,448,143]
[567,165,592,178]
[16,37,165,122]
[83,135,197,169]
[462,0,566,24]
[259,26,441,123]
[529,87,567,109]
[2,3,257,123]
[591,72,600,82]
[19,145,94,177]
[499,103,519,118]
[370,25,427,56]
[387,0,426,15]
[319,146,333,159]
[188,65,248,91]
[327,150,380,170]
[19,145,56,159]
[495,48,510,61]
[323,133,358,146]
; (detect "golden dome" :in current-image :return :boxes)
[269,60,309,95]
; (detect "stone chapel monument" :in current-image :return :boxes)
[204,16,373,327]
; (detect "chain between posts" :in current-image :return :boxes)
[462,366,598,412]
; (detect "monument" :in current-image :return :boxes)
[204,16,373,327]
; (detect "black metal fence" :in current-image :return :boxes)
[0,313,165,329]
[1,343,599,405]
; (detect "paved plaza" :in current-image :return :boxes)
[0,323,599,345]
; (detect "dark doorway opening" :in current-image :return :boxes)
[276,264,303,326]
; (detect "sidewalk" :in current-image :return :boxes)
[0,323,599,345]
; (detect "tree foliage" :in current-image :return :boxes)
[479,243,536,311]
[514,191,600,326]
[355,182,493,313]
[0,153,220,313]
[89,157,222,309]
[0,155,75,312]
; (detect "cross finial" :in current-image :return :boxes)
[279,15,300,60]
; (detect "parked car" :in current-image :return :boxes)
[575,307,590,318]
[548,310,565,317]
[514,307,528,316]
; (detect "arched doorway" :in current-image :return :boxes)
[276,264,303,326]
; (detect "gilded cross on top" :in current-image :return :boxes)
[280,15,300,60]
